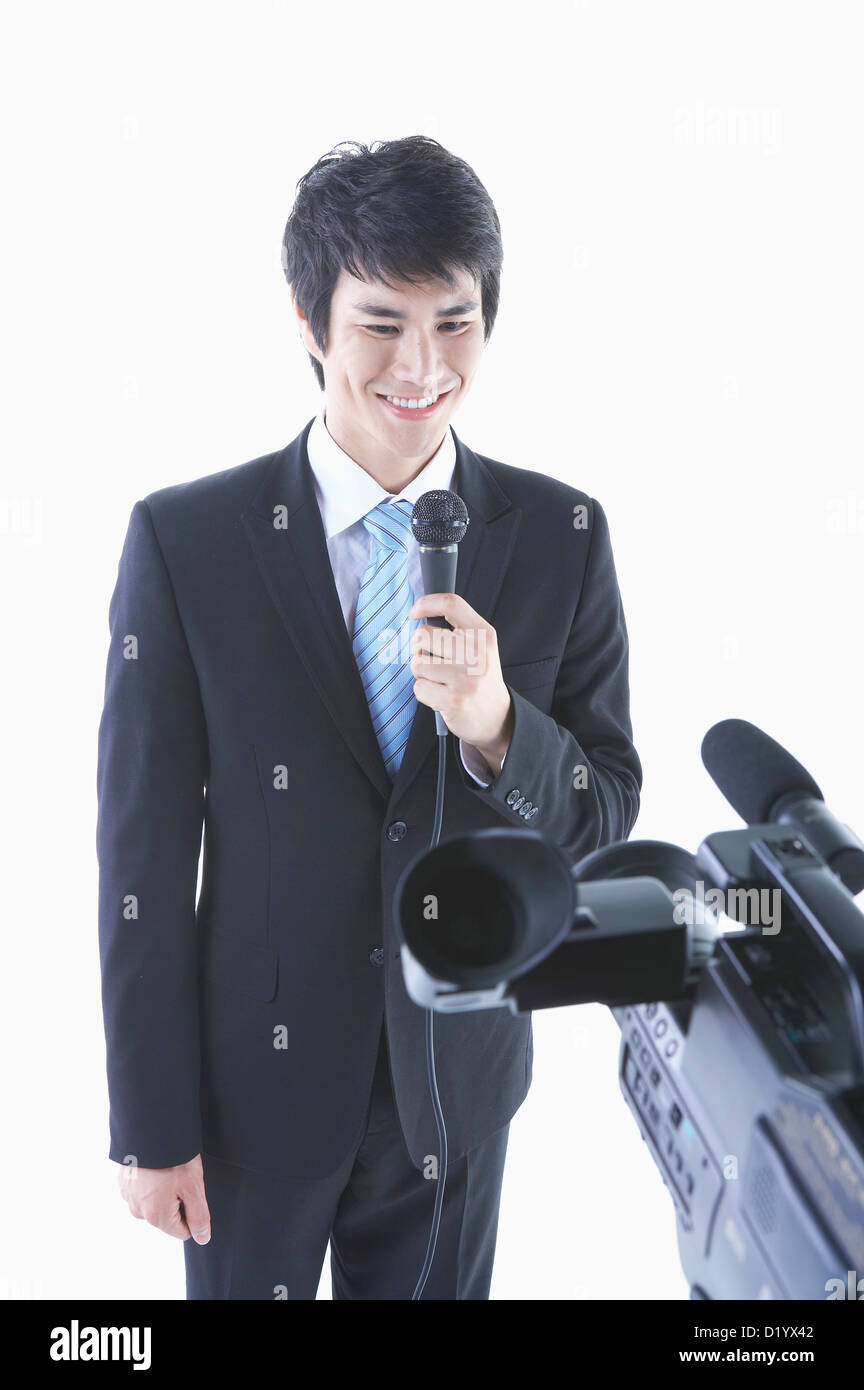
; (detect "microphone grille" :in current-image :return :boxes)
[411,490,469,546]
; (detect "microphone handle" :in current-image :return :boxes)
[418,544,458,735]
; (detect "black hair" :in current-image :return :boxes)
[281,135,503,390]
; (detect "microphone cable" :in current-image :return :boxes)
[411,729,449,1300]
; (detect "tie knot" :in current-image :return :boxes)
[362,498,413,554]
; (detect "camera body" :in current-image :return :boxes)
[394,820,864,1299]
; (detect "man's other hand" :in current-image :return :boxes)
[117,1153,211,1243]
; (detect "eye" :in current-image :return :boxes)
[361,321,474,335]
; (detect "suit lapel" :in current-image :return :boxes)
[241,419,522,805]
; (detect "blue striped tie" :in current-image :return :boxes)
[352,498,419,778]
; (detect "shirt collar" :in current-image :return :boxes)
[306,406,457,540]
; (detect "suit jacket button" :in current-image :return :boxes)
[387,820,407,841]
[505,788,522,808]
[369,947,385,967]
[525,805,540,820]
[519,801,534,817]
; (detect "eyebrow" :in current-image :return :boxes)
[351,299,480,318]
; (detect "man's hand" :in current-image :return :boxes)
[408,594,515,772]
[118,1153,211,1244]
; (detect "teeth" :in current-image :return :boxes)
[385,393,439,409]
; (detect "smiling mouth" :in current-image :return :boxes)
[377,388,453,418]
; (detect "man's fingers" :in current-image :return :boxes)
[154,1206,193,1241]
[409,592,488,631]
[141,1199,192,1240]
[179,1184,212,1245]
[118,1176,144,1220]
[118,1181,210,1243]
[115,1156,209,1242]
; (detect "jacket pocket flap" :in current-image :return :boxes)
[200,928,278,1002]
[501,656,559,691]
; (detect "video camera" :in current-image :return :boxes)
[393,719,864,1300]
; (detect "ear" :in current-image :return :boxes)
[288,285,322,362]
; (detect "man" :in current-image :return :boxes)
[97,135,642,1300]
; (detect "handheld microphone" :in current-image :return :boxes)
[410,490,469,736]
[406,487,470,1299]
[701,717,864,894]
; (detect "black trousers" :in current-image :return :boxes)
[184,1021,510,1300]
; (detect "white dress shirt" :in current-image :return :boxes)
[305,408,507,787]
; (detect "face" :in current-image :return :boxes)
[290,265,485,483]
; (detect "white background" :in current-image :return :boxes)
[2,0,862,1301]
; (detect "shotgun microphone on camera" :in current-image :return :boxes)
[701,718,864,894]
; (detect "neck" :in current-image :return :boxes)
[323,407,445,495]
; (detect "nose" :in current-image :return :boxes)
[389,329,441,391]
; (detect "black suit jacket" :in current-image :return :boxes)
[96,417,642,1181]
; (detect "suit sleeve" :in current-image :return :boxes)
[455,497,642,862]
[458,737,507,787]
[96,499,208,1168]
